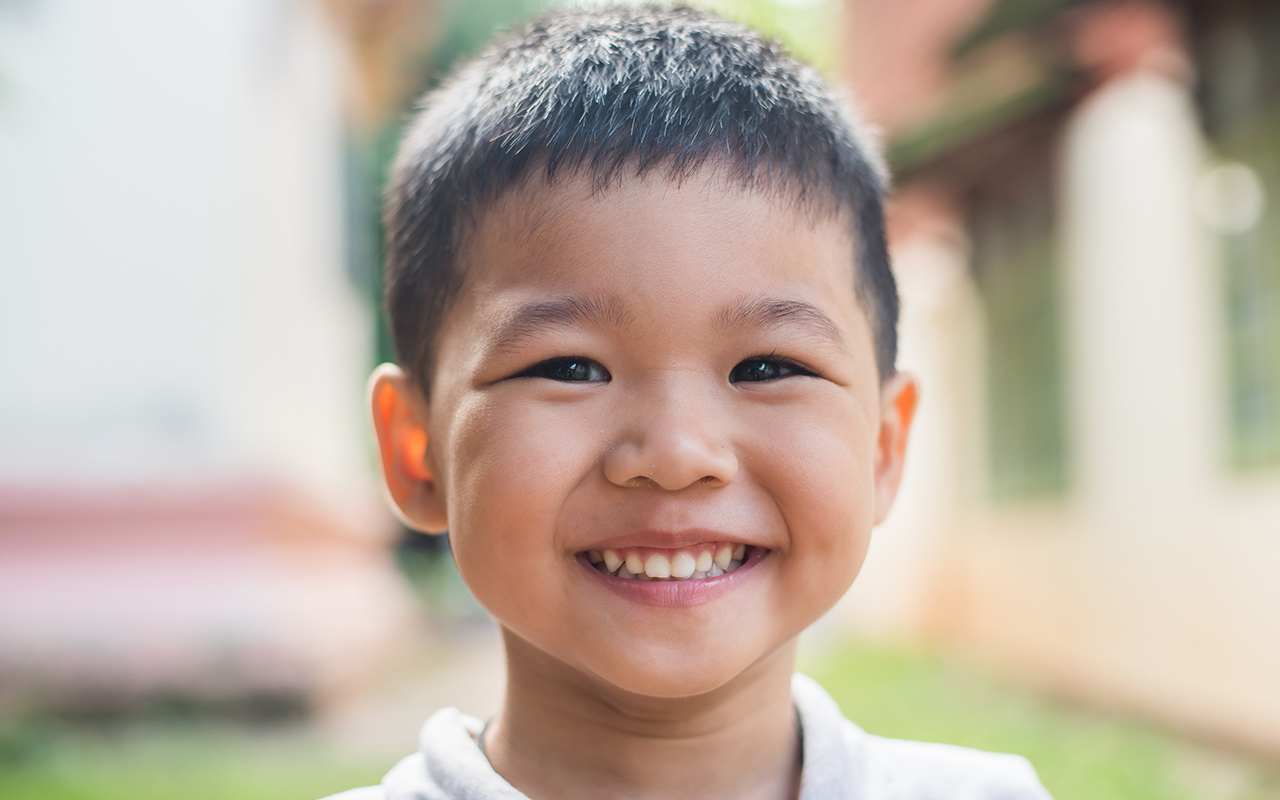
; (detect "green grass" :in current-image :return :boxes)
[2,638,1277,799]
[801,638,1280,800]
[0,718,388,800]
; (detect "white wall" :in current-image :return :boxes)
[0,0,374,507]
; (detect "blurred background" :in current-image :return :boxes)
[1,0,1279,797]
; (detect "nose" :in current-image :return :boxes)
[602,383,739,491]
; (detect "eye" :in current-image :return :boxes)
[514,357,610,382]
[729,355,815,383]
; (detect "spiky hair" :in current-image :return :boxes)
[385,5,896,390]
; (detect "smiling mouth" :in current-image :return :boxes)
[582,543,752,581]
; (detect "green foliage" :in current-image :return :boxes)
[951,0,1087,59]
[693,0,842,76]
[801,639,1280,800]
[424,0,557,86]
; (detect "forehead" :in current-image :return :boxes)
[440,168,871,362]
[464,168,855,287]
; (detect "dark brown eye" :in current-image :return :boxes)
[517,357,610,382]
[730,357,811,383]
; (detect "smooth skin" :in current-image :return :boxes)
[370,168,918,800]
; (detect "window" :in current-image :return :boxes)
[973,180,1069,497]
[1200,11,1280,468]
[1217,119,1280,467]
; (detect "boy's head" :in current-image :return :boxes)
[383,5,896,395]
[370,6,917,698]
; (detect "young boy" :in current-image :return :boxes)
[337,6,1052,799]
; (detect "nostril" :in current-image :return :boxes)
[602,432,739,490]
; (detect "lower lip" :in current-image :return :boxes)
[576,548,768,607]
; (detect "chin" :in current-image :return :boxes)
[597,666,740,700]
[584,638,784,699]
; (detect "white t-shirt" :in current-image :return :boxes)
[325,673,1053,799]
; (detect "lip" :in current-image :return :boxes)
[576,546,768,607]
[576,529,760,552]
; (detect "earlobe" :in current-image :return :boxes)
[873,372,920,524]
[368,363,448,533]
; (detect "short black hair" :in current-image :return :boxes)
[385,5,896,392]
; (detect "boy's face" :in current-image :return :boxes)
[373,169,916,698]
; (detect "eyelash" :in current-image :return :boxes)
[729,353,817,383]
[513,357,611,382]
[512,353,816,383]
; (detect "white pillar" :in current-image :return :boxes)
[1061,70,1218,521]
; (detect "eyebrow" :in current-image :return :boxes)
[714,297,847,352]
[487,294,631,354]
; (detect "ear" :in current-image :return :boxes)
[368,363,448,533]
[873,371,920,525]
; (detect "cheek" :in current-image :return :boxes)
[440,394,600,597]
[743,393,878,581]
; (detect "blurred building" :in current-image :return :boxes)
[838,0,1280,757]
[0,0,436,712]
[4,0,1279,757]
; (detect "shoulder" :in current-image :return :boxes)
[315,707,524,800]
[791,673,1052,800]
[314,750,446,800]
[855,727,1052,800]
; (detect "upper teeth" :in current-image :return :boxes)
[671,552,696,578]
[602,550,622,572]
[695,550,713,572]
[644,553,671,578]
[586,544,751,581]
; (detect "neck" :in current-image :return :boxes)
[483,629,802,800]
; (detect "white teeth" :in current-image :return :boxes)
[603,550,623,573]
[589,543,761,580]
[644,553,671,579]
[714,544,733,571]
[670,552,696,579]
[695,549,713,572]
